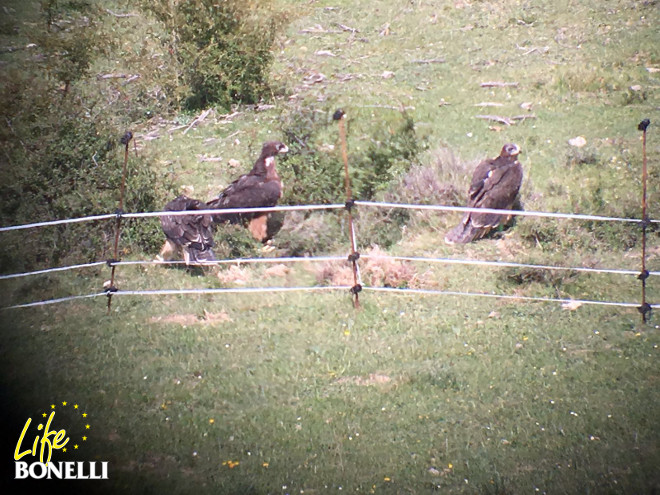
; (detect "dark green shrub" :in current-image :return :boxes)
[0,3,174,273]
[140,0,287,110]
[278,106,427,205]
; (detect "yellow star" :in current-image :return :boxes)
[74,404,79,409]
[51,404,56,409]
[62,448,67,453]
[82,436,87,441]
[82,413,87,418]
[74,445,79,449]
[62,401,67,406]
[85,424,90,429]
[42,413,47,418]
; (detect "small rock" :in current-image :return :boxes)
[568,136,587,148]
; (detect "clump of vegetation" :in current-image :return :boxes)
[275,106,427,249]
[139,0,287,110]
[0,1,174,272]
[278,105,427,205]
[274,211,345,257]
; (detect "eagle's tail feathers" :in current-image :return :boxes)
[186,247,216,265]
[444,221,487,245]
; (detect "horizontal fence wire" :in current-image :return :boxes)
[3,254,657,281]
[4,293,107,309]
[1,286,351,310]
[354,200,660,224]
[113,256,347,267]
[1,201,658,233]
[0,204,346,232]
[362,286,660,309]
[0,261,108,280]
[4,284,657,311]
[360,255,659,278]
[0,200,655,311]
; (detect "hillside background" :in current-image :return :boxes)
[0,0,659,493]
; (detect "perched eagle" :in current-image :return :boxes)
[207,140,288,242]
[445,143,523,244]
[158,195,215,265]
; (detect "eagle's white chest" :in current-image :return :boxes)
[265,156,275,169]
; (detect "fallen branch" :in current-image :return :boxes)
[480,81,519,88]
[474,102,504,107]
[476,115,514,125]
[217,111,242,124]
[183,108,213,135]
[476,114,537,125]
[105,9,137,18]
[198,155,224,163]
[336,23,359,33]
[511,114,537,122]
[412,58,446,64]
[97,73,138,80]
[123,74,140,85]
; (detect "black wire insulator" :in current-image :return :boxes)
[350,284,362,295]
[637,302,652,317]
[105,259,120,267]
[345,199,355,211]
[104,286,118,294]
[348,252,360,262]
[638,270,650,281]
[120,131,133,145]
[333,109,345,121]
[638,119,650,132]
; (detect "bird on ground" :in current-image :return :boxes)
[207,140,288,242]
[158,195,215,265]
[444,143,523,244]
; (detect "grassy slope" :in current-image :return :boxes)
[1,0,660,493]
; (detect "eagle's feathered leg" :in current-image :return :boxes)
[248,214,269,242]
[157,239,181,261]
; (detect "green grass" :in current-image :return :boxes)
[1,0,660,493]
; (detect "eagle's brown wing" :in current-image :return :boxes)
[469,160,523,228]
[445,157,522,244]
[161,196,215,264]
[208,177,282,223]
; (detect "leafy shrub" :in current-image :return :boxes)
[139,0,287,110]
[0,3,174,273]
[278,106,427,205]
[274,211,345,257]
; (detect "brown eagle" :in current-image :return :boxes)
[158,195,215,265]
[207,140,288,242]
[445,143,523,244]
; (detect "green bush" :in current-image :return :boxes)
[278,106,427,205]
[139,0,287,110]
[0,3,174,273]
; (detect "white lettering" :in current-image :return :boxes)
[29,462,47,479]
[15,461,110,480]
[14,461,29,479]
[47,461,62,479]
[77,461,89,479]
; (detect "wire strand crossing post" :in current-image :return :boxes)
[334,109,361,309]
[637,119,651,323]
[107,131,133,314]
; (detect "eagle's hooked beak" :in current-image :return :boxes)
[278,144,289,154]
